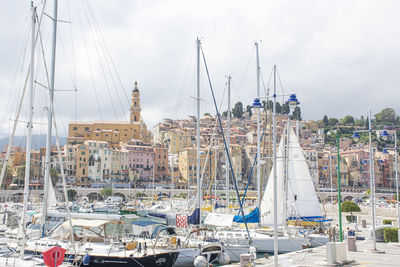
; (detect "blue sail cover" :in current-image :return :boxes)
[233,207,260,223]
[188,208,200,225]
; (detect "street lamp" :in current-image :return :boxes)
[286,94,300,115]
[251,97,263,224]
[380,130,399,236]
[352,112,385,252]
[327,128,343,242]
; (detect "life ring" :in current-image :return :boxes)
[42,246,66,267]
[169,236,177,246]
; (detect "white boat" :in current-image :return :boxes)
[209,126,329,253]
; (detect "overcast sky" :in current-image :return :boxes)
[1,0,400,138]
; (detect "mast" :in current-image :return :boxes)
[368,110,377,250]
[42,0,59,235]
[272,65,278,267]
[255,42,262,220]
[283,115,290,225]
[196,38,201,226]
[20,2,36,256]
[225,75,231,208]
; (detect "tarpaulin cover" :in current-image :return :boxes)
[233,207,260,223]
[204,213,234,227]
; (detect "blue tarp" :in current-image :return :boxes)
[233,207,260,223]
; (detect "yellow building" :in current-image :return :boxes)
[178,147,217,188]
[68,82,152,147]
[76,144,89,185]
[165,130,192,154]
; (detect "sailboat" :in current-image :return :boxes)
[212,125,329,253]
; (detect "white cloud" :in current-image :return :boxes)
[1,0,400,137]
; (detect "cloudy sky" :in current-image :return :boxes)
[1,0,400,138]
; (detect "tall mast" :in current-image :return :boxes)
[196,38,201,226]
[225,75,231,208]
[255,42,262,220]
[20,2,36,256]
[272,65,278,267]
[42,0,59,234]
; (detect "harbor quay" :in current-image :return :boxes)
[221,203,400,267]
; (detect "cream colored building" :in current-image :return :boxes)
[68,82,152,147]
[178,147,217,188]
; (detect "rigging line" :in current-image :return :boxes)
[239,131,265,215]
[85,0,130,107]
[76,3,103,121]
[260,71,269,100]
[83,1,125,119]
[275,67,286,104]
[197,77,228,203]
[85,1,129,118]
[0,21,29,136]
[65,0,77,87]
[0,0,49,187]
[235,46,256,102]
[58,32,78,90]
[82,2,118,120]
[200,46,251,241]
[176,42,196,114]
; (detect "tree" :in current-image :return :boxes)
[365,116,369,129]
[246,105,252,116]
[232,102,244,118]
[292,106,302,120]
[375,108,397,124]
[281,103,290,115]
[275,102,282,114]
[341,201,361,222]
[322,115,329,127]
[50,168,60,186]
[100,187,113,197]
[203,112,211,116]
[222,110,228,117]
[67,189,77,201]
[328,118,339,127]
[341,115,355,125]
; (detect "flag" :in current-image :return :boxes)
[176,214,188,228]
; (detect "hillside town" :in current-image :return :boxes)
[1,82,398,194]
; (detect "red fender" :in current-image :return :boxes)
[42,246,66,267]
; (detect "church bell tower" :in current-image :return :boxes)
[130,81,141,123]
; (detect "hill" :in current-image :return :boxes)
[0,134,67,151]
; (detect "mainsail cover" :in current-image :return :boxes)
[260,126,322,226]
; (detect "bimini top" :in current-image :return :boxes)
[131,220,160,227]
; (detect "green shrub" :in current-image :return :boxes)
[383,219,393,225]
[346,215,357,223]
[383,228,399,243]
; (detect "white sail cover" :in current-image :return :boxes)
[260,131,286,227]
[204,213,234,227]
[260,126,322,226]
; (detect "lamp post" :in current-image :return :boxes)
[381,130,399,232]
[251,97,263,222]
[327,128,343,242]
[352,112,384,252]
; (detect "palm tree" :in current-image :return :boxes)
[50,168,60,187]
